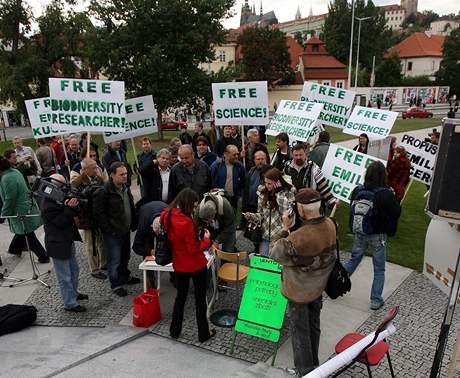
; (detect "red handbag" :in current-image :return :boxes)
[132,289,161,327]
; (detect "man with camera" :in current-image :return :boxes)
[41,174,87,313]
[71,158,107,280]
[93,162,140,297]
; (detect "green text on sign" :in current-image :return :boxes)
[235,320,280,342]
[249,255,282,273]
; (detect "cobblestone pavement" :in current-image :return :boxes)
[24,242,144,327]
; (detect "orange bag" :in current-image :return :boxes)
[132,289,161,327]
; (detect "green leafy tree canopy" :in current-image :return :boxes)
[437,27,460,95]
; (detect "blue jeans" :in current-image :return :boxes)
[345,233,387,305]
[103,232,131,290]
[259,239,270,257]
[220,231,236,253]
[52,243,79,309]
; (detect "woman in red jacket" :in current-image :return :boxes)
[387,146,411,202]
[161,188,216,342]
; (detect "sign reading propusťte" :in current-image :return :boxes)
[300,81,356,129]
[399,134,437,185]
[322,144,387,203]
[103,95,157,143]
[342,106,398,140]
[25,97,69,139]
[48,78,126,133]
[212,81,269,125]
[265,100,323,142]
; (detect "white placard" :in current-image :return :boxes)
[103,95,157,143]
[48,78,126,133]
[25,97,69,139]
[367,136,392,160]
[321,143,387,203]
[300,82,356,129]
[342,106,398,140]
[212,81,269,125]
[399,134,437,185]
[265,100,323,142]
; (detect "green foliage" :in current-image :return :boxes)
[437,28,460,95]
[375,52,402,86]
[210,61,244,83]
[237,27,294,87]
[420,10,439,28]
[401,75,434,86]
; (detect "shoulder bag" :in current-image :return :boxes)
[325,235,352,299]
[155,209,173,266]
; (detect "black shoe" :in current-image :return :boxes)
[199,329,217,343]
[91,271,107,280]
[38,257,50,264]
[113,287,128,297]
[126,277,141,285]
[65,305,87,313]
[77,293,89,300]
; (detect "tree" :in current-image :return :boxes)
[375,52,402,86]
[437,28,460,95]
[237,27,294,87]
[420,10,439,29]
[88,0,234,139]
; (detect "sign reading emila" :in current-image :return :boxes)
[212,81,269,125]
[300,82,355,129]
[103,95,157,143]
[49,78,126,133]
[265,100,323,142]
[343,106,398,140]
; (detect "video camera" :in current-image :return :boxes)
[31,177,89,206]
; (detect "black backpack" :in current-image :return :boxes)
[0,304,37,336]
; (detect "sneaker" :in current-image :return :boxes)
[65,305,87,313]
[113,287,128,297]
[126,277,141,285]
[370,301,384,311]
[91,271,107,280]
[77,293,89,300]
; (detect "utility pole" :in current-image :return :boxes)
[354,16,372,89]
[347,0,356,89]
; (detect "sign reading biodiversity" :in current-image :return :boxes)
[265,100,323,142]
[212,81,269,125]
[399,134,438,185]
[322,144,386,203]
[342,106,398,140]
[235,256,287,343]
[48,78,126,133]
[300,82,355,129]
[103,95,157,143]
[25,97,68,139]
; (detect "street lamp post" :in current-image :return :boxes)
[347,0,356,89]
[354,16,372,89]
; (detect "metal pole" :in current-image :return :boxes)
[347,0,356,89]
[370,55,376,87]
[131,138,143,186]
[354,19,362,89]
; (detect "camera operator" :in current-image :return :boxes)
[40,174,88,313]
[71,158,107,280]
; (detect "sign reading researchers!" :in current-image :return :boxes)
[265,100,323,142]
[103,95,157,143]
[343,106,398,140]
[212,81,269,125]
[48,78,126,133]
[300,82,355,129]
[25,97,68,139]
[322,144,386,203]
[400,134,437,185]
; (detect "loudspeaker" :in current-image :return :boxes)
[427,119,460,221]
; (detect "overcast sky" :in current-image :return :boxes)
[31,0,459,29]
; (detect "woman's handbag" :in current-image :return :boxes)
[325,239,352,299]
[155,210,173,266]
[244,218,262,244]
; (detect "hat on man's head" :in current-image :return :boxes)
[295,188,321,205]
[198,201,217,221]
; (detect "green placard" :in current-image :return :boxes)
[249,255,282,273]
[235,320,280,342]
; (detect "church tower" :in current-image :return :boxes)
[295,5,301,20]
[240,0,252,26]
[401,0,418,17]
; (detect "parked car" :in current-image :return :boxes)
[161,117,187,130]
[402,107,433,119]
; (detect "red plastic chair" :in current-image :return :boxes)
[332,305,398,377]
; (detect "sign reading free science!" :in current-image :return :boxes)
[322,144,387,203]
[300,82,356,129]
[265,100,323,142]
[48,78,126,133]
[343,106,398,140]
[212,81,269,125]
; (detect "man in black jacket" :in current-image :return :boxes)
[136,137,156,198]
[102,141,133,186]
[93,162,140,297]
[138,148,171,203]
[41,174,87,313]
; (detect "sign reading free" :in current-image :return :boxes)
[322,144,386,203]
[300,81,356,129]
[343,106,398,140]
[48,78,126,133]
[103,95,157,143]
[265,100,323,142]
[212,81,269,125]
[25,97,69,139]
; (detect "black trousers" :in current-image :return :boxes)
[170,266,210,342]
[8,233,47,260]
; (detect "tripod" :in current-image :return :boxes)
[0,214,50,289]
